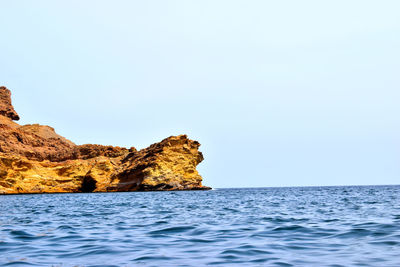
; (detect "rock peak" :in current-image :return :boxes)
[0,86,20,121]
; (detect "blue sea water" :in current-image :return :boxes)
[0,186,400,267]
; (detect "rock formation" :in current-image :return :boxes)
[0,87,19,120]
[0,87,210,194]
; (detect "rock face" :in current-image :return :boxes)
[109,135,205,191]
[0,86,20,120]
[0,87,210,194]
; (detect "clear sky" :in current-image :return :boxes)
[1,1,399,188]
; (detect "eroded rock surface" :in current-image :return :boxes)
[0,86,19,120]
[0,86,210,194]
[109,135,205,191]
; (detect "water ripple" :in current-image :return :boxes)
[0,186,400,266]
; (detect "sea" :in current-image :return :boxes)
[0,186,399,266]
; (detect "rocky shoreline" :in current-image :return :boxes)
[0,86,210,194]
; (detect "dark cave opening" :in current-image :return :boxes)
[80,175,97,193]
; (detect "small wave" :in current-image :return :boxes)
[3,261,39,266]
[9,230,41,240]
[333,228,373,238]
[369,240,399,246]
[272,225,311,232]
[149,226,196,235]
[134,255,177,261]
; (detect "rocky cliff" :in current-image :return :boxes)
[0,86,210,194]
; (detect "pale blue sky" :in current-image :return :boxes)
[1,1,399,188]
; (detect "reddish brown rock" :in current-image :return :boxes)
[0,87,20,120]
[0,122,75,162]
[0,86,209,194]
